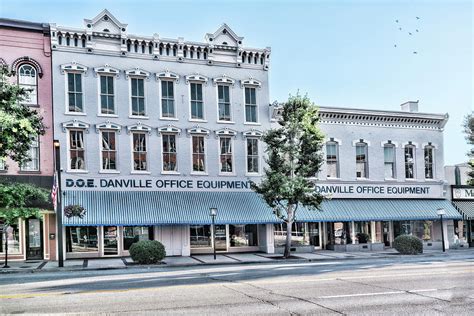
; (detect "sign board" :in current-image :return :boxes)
[452,186,474,200]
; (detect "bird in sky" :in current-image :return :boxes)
[413,51,418,54]
[396,19,399,23]
[399,27,402,30]
[409,32,413,35]
[416,29,419,32]
[416,16,420,20]
[394,44,397,47]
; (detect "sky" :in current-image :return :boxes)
[2,0,472,165]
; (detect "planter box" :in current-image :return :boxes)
[327,243,385,252]
[274,246,314,254]
[423,241,443,250]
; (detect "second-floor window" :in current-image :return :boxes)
[247,138,259,173]
[190,83,204,120]
[18,64,37,105]
[101,131,117,170]
[384,144,396,179]
[20,136,39,171]
[162,134,177,172]
[326,142,339,178]
[100,75,115,114]
[192,136,205,172]
[424,146,434,179]
[356,143,368,178]
[67,73,83,113]
[69,130,85,170]
[245,87,257,123]
[132,133,147,171]
[131,78,145,116]
[404,145,415,179]
[219,137,233,173]
[161,80,175,118]
[218,85,231,121]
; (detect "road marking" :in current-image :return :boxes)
[318,289,438,299]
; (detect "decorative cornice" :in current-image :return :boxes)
[60,62,88,74]
[212,75,236,86]
[93,64,120,78]
[61,119,90,133]
[187,126,210,136]
[95,121,122,133]
[127,122,152,135]
[240,78,262,88]
[156,70,179,82]
[242,129,263,138]
[214,128,238,138]
[125,68,150,79]
[185,73,209,84]
[157,124,182,135]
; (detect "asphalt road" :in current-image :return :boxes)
[0,256,473,315]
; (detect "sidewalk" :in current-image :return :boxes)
[1,248,472,274]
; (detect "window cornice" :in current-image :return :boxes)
[156,70,179,83]
[125,67,150,80]
[187,126,210,136]
[157,124,182,135]
[61,119,90,132]
[60,62,88,75]
[127,122,152,135]
[94,64,120,78]
[240,78,262,89]
[213,75,236,86]
[185,73,208,84]
[215,128,238,138]
[95,121,123,133]
[242,129,263,138]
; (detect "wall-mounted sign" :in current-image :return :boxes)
[452,186,474,200]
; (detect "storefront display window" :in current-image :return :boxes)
[123,226,152,250]
[354,221,371,243]
[0,223,21,254]
[394,220,434,241]
[190,225,211,248]
[328,222,352,245]
[274,223,320,247]
[229,225,258,247]
[66,226,98,253]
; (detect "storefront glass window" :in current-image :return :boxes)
[190,225,211,248]
[274,223,319,247]
[412,220,433,241]
[0,223,21,254]
[393,221,412,238]
[329,222,352,245]
[123,226,152,250]
[229,225,258,247]
[66,226,98,253]
[354,221,371,243]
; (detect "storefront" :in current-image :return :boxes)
[451,186,474,247]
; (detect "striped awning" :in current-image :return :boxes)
[452,201,474,220]
[62,191,462,226]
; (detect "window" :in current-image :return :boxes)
[229,225,258,247]
[274,223,319,247]
[245,87,257,123]
[219,137,233,173]
[161,80,175,118]
[101,131,117,170]
[326,142,339,178]
[100,75,115,114]
[384,144,396,178]
[132,133,147,171]
[192,135,205,172]
[131,78,145,116]
[190,225,211,248]
[66,226,98,253]
[123,227,152,250]
[404,145,415,179]
[424,146,434,179]
[67,73,83,112]
[162,134,177,172]
[0,222,20,253]
[20,136,39,171]
[0,158,5,171]
[356,143,368,178]
[218,85,231,121]
[18,64,37,104]
[190,83,204,119]
[69,130,85,170]
[247,138,259,173]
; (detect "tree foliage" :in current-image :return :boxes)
[0,66,45,164]
[251,94,325,257]
[463,113,474,185]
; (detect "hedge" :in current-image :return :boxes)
[393,235,423,255]
[129,240,166,264]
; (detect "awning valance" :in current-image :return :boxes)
[62,191,462,226]
[452,201,474,220]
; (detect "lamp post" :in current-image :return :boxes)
[210,207,217,260]
[54,140,64,267]
[437,208,446,252]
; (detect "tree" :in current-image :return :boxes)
[0,66,45,165]
[0,182,48,268]
[251,94,325,258]
[463,113,474,185]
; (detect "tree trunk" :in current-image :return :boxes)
[284,206,294,258]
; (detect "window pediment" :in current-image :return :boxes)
[242,129,263,138]
[156,70,179,82]
[185,74,208,84]
[60,62,88,74]
[12,57,43,78]
[213,75,236,86]
[127,122,153,135]
[187,126,210,136]
[241,78,262,88]
[61,119,90,132]
[215,128,238,138]
[125,68,150,79]
[157,125,182,135]
[95,121,122,133]
[94,65,120,77]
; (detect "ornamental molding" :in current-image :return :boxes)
[185,73,208,84]
[422,142,437,149]
[157,124,182,135]
[60,62,88,75]
[352,139,372,147]
[242,129,263,138]
[95,121,123,133]
[11,56,44,78]
[380,140,399,148]
[156,70,179,82]
[240,78,262,88]
[212,75,236,86]
[125,68,150,79]
[326,137,342,145]
[127,122,153,135]
[402,141,419,148]
[214,128,238,138]
[93,64,120,77]
[61,119,90,133]
[186,126,210,136]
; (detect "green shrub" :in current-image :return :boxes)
[129,240,166,264]
[356,232,370,244]
[393,235,423,255]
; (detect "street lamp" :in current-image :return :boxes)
[54,140,64,267]
[210,207,217,260]
[437,208,446,252]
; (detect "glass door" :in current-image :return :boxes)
[26,218,43,260]
[308,223,321,248]
[103,226,118,255]
[383,221,390,247]
[214,225,227,251]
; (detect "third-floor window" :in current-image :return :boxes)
[356,143,368,178]
[326,141,339,178]
[67,73,83,113]
[161,80,175,118]
[404,145,415,179]
[190,83,204,120]
[245,87,257,123]
[131,78,145,116]
[424,145,434,179]
[384,144,396,179]
[100,75,115,115]
[218,85,231,121]
[18,64,37,105]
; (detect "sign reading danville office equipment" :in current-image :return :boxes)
[63,176,445,198]
[452,187,474,200]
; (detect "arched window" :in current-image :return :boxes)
[18,64,38,104]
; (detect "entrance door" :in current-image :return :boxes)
[383,222,390,247]
[103,226,118,255]
[308,223,321,248]
[26,218,43,260]
[214,225,227,251]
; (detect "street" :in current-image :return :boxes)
[0,255,473,315]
